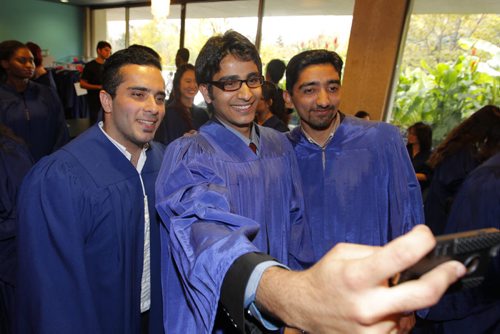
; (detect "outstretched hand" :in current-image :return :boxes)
[257,225,466,333]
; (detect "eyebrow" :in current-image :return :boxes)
[298,79,341,90]
[215,72,260,81]
[127,86,166,97]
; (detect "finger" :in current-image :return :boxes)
[325,242,378,261]
[357,225,437,283]
[362,260,465,318]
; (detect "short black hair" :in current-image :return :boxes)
[286,49,343,93]
[195,30,262,86]
[96,41,111,51]
[102,46,162,98]
[176,48,190,62]
[354,110,370,119]
[128,44,161,62]
[265,59,286,84]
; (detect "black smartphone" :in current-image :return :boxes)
[392,228,500,292]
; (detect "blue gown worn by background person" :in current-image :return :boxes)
[16,125,164,334]
[422,152,500,334]
[288,115,423,260]
[0,81,69,161]
[154,102,210,146]
[424,148,480,236]
[155,121,312,333]
[0,134,33,334]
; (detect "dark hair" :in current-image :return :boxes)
[354,110,370,119]
[176,48,190,62]
[128,44,161,62]
[0,40,28,82]
[170,63,195,102]
[408,122,433,153]
[26,42,43,67]
[286,49,343,93]
[102,46,162,98]
[195,30,262,86]
[428,105,500,168]
[261,81,288,124]
[96,41,111,51]
[266,59,286,84]
[168,63,196,129]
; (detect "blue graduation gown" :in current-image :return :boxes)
[424,148,479,236]
[423,152,500,333]
[288,116,423,260]
[155,121,312,333]
[16,125,164,334]
[0,81,69,162]
[0,135,33,333]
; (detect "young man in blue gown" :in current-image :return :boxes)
[16,47,166,333]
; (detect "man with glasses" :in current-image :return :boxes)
[155,31,465,333]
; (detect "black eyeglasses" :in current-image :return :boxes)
[207,76,264,92]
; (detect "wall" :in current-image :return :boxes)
[0,0,84,63]
[340,0,410,121]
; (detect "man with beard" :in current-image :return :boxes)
[17,46,166,334]
[285,50,423,331]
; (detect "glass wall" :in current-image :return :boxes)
[388,8,499,145]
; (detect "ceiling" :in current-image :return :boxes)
[39,0,500,15]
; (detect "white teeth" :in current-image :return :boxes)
[233,105,251,111]
[139,120,155,125]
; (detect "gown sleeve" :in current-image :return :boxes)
[155,137,266,333]
[384,125,424,238]
[16,156,100,333]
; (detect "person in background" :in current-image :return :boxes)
[175,47,190,69]
[154,63,209,145]
[0,40,68,162]
[155,30,465,334]
[415,150,500,333]
[16,46,166,334]
[424,104,500,235]
[0,124,33,334]
[354,110,370,120]
[265,58,291,125]
[25,41,56,89]
[406,121,433,196]
[255,81,289,132]
[80,40,112,125]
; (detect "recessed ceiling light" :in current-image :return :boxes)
[61,0,69,3]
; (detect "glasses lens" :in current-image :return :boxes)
[247,77,263,88]
[223,80,241,91]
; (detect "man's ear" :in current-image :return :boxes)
[100,90,113,114]
[199,84,213,104]
[283,90,295,109]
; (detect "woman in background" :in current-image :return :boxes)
[154,63,209,145]
[424,104,500,235]
[406,122,433,196]
[25,41,57,89]
[0,40,68,161]
[256,81,289,132]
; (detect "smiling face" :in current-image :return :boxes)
[1,47,35,81]
[101,64,166,155]
[199,54,261,138]
[285,63,341,135]
[179,69,198,106]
